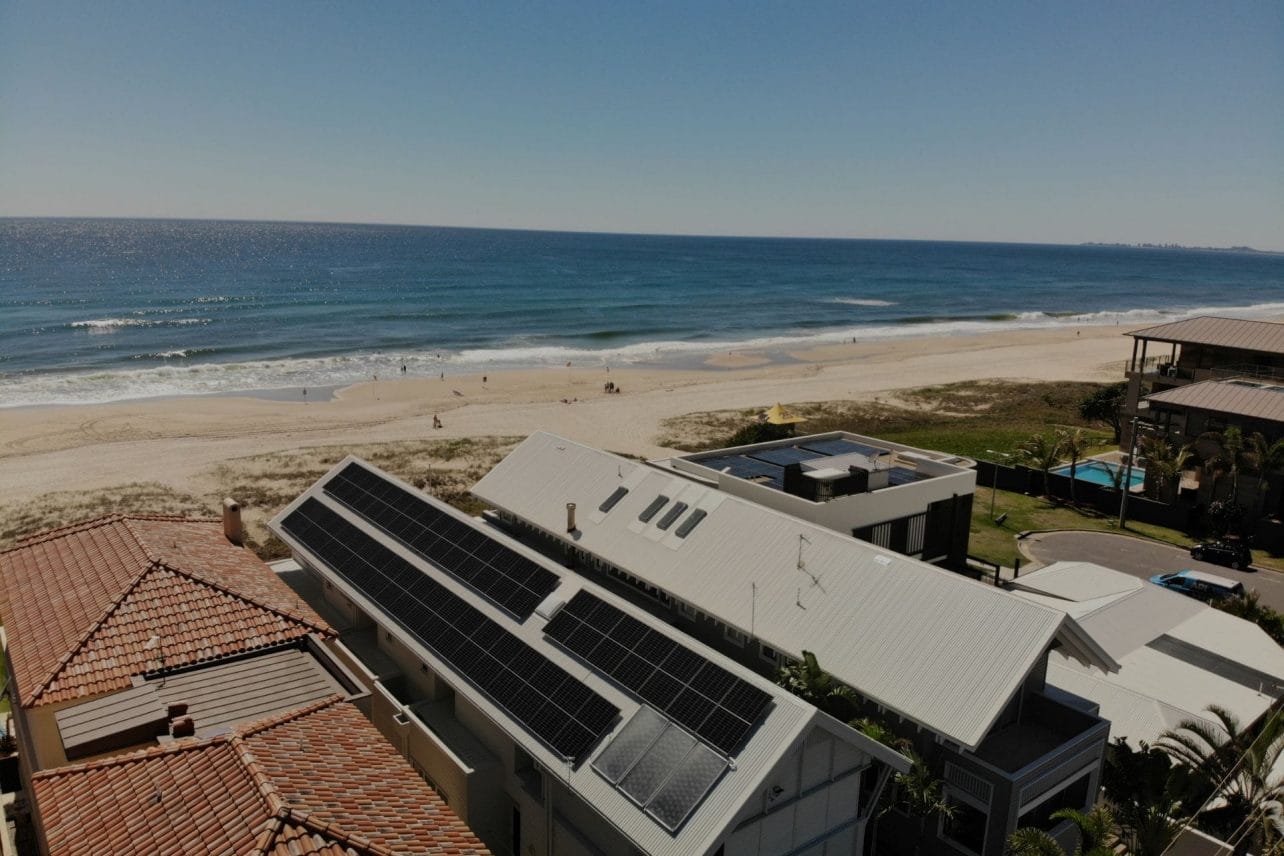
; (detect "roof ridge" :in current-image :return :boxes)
[24,558,161,707]
[4,513,129,552]
[30,729,235,782]
[160,559,336,638]
[281,811,399,856]
[232,697,400,856]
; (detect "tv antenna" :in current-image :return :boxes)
[796,534,824,590]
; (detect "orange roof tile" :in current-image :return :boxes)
[0,514,333,707]
[33,698,490,856]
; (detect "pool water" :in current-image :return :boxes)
[1052,460,1145,488]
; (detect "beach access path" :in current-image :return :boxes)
[0,324,1124,508]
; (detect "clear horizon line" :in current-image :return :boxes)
[1,213,1278,254]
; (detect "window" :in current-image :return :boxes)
[724,625,749,646]
[905,512,927,555]
[678,601,697,619]
[760,644,778,664]
[941,796,987,856]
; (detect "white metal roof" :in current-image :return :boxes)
[472,433,1116,751]
[271,456,905,856]
[1013,561,1284,747]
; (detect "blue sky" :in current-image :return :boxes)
[2,1,1281,247]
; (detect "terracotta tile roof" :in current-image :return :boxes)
[33,698,490,856]
[0,514,333,708]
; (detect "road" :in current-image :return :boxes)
[1019,530,1284,613]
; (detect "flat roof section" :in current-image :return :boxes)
[681,431,964,500]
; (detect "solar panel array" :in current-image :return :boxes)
[799,437,886,458]
[747,446,816,467]
[281,497,618,762]
[323,462,559,619]
[545,591,772,755]
[592,707,730,832]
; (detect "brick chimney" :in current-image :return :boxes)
[222,498,243,545]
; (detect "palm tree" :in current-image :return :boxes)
[1158,705,1284,853]
[1005,806,1116,855]
[1102,737,1181,855]
[1137,435,1194,502]
[1246,432,1284,518]
[1058,428,1088,505]
[1201,426,1250,503]
[894,750,955,856]
[775,650,857,719]
[1006,826,1066,855]
[1018,433,1064,499]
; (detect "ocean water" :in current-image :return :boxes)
[2,218,1282,408]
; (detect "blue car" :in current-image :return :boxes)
[1149,569,1245,603]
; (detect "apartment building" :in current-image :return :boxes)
[270,457,910,856]
[472,433,1120,856]
[657,431,976,567]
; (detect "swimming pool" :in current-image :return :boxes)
[1052,460,1144,488]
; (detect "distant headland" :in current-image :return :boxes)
[1080,242,1280,255]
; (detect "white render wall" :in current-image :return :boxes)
[670,457,976,535]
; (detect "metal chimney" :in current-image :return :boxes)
[566,502,577,533]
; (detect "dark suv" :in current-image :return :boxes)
[1190,540,1252,570]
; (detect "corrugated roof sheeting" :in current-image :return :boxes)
[1145,379,1284,423]
[473,433,1112,751]
[1127,316,1284,355]
[270,457,893,856]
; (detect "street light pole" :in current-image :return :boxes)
[985,449,1011,520]
[1118,417,1140,529]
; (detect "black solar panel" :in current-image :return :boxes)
[888,466,920,486]
[692,454,783,486]
[546,591,771,755]
[799,438,885,457]
[748,446,817,467]
[323,462,558,619]
[281,498,618,762]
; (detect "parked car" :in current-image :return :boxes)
[1189,540,1252,570]
[1149,569,1245,603]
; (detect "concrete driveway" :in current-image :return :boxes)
[1019,530,1284,613]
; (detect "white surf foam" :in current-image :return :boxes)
[70,317,210,331]
[827,298,898,307]
[7,300,1283,408]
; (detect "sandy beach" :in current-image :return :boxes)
[0,324,1132,513]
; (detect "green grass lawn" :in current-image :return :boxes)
[970,486,1284,572]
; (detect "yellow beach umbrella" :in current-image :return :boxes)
[763,402,806,425]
